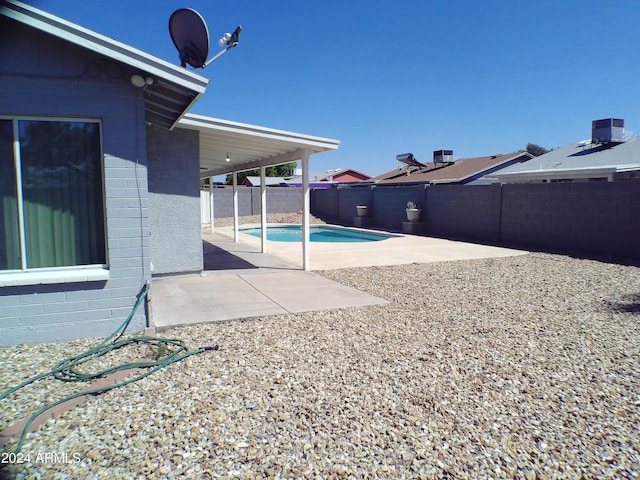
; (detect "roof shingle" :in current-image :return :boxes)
[372,152,533,184]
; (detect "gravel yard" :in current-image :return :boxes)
[1,252,639,479]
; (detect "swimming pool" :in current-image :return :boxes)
[241,225,397,243]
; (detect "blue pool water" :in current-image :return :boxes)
[241,225,396,243]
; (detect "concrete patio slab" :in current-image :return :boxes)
[151,264,388,330]
[151,225,527,330]
[152,274,289,328]
[244,271,382,313]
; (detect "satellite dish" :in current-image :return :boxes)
[169,8,242,69]
[169,8,210,68]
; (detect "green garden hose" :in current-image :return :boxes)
[0,284,217,463]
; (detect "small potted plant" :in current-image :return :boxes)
[356,205,369,217]
[406,201,422,222]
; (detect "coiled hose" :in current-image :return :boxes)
[0,284,217,462]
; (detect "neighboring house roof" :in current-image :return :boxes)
[241,177,332,188]
[492,136,640,183]
[243,177,291,187]
[309,168,371,182]
[372,152,533,185]
[178,114,340,177]
[1,0,209,129]
[243,168,370,187]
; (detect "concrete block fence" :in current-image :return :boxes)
[311,182,640,260]
[201,187,303,223]
[499,182,640,259]
[200,182,639,260]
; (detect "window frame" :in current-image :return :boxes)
[0,115,109,286]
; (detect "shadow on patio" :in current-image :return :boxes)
[203,240,257,271]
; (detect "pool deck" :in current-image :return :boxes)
[219,224,527,270]
[150,225,527,330]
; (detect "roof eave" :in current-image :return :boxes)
[1,0,209,94]
[494,165,632,181]
[170,93,205,130]
[429,179,461,184]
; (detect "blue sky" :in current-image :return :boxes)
[33,0,640,176]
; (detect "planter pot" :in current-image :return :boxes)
[356,205,369,217]
[406,208,422,222]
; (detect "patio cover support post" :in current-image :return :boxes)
[233,171,239,242]
[260,166,267,253]
[209,176,215,234]
[301,150,311,271]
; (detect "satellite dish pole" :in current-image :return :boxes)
[205,25,242,67]
[169,8,241,69]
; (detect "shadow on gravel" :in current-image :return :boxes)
[0,466,15,480]
[606,292,640,314]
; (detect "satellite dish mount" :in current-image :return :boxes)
[169,8,241,69]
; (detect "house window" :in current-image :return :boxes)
[0,118,106,271]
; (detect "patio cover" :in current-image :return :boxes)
[178,113,340,177]
[177,113,340,270]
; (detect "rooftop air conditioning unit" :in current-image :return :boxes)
[433,149,454,163]
[592,118,624,144]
